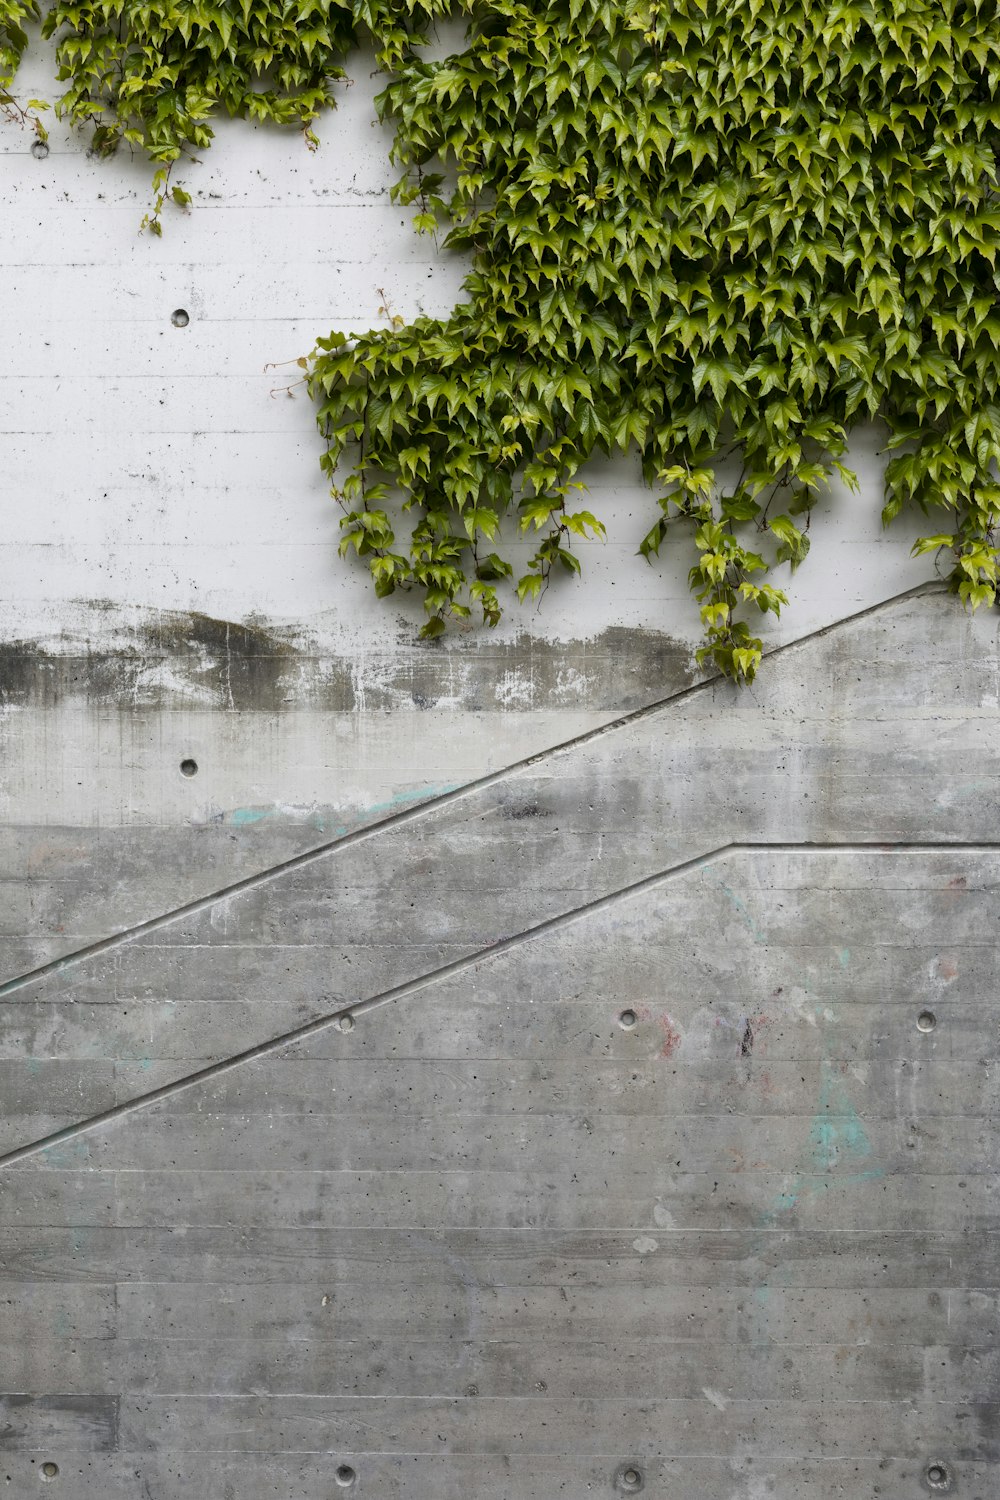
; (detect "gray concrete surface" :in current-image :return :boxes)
[0,588,997,1498]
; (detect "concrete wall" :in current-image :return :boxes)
[1,589,999,1499]
[0,27,996,1500]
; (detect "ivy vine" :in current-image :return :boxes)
[6,0,1000,678]
[1,0,44,131]
[3,0,355,227]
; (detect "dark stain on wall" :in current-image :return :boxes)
[0,610,699,715]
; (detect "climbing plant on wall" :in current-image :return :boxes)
[6,0,1000,678]
[314,0,1000,675]
[0,0,43,130]
[8,0,355,228]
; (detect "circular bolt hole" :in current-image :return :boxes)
[917,1010,937,1033]
[616,1464,644,1493]
[618,1009,638,1031]
[339,1013,355,1033]
[171,308,190,328]
[40,1464,58,1480]
[925,1462,951,1491]
[31,139,49,160]
[334,1465,356,1488]
[179,758,198,778]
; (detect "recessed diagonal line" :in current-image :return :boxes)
[0,582,940,998]
[2,833,996,1170]
[0,841,736,1167]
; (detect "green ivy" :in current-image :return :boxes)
[8,0,1000,676]
[312,0,1000,675]
[34,0,354,228]
[1,0,34,90]
[1,0,45,133]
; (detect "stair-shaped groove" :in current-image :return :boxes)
[1,587,995,1155]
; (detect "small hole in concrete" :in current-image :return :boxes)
[618,1010,638,1031]
[616,1464,644,1493]
[171,308,190,328]
[925,1462,951,1491]
[179,758,198,778]
[31,139,49,160]
[339,1014,355,1033]
[40,1464,58,1480]
[334,1465,356,1487]
[917,1010,937,1033]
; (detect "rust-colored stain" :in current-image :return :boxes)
[628,1003,682,1057]
[657,1013,682,1058]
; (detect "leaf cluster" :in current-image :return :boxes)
[35,0,355,226]
[311,0,1000,673]
[1,0,36,92]
[8,0,1000,675]
[1,0,47,133]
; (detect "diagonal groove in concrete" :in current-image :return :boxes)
[2,834,997,1170]
[0,581,941,998]
[0,841,732,1166]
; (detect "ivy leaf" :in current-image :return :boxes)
[911,534,956,555]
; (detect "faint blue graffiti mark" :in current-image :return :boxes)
[41,1137,92,1168]
[229,807,271,827]
[713,879,768,945]
[228,783,459,835]
[765,1063,882,1220]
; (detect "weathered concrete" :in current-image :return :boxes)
[0,591,997,1497]
[1,586,996,1122]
